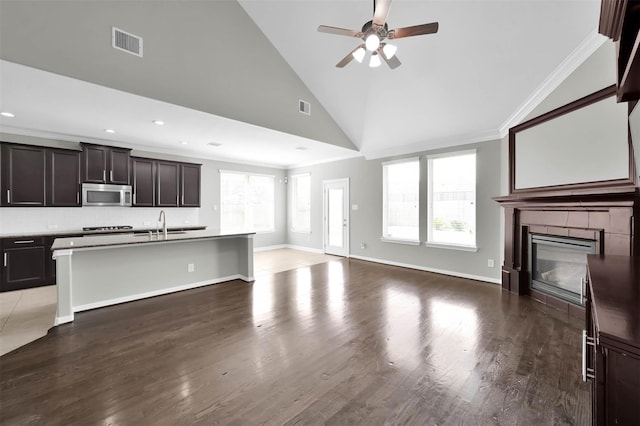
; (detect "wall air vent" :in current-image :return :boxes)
[112,27,143,57]
[299,99,311,116]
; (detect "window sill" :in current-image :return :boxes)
[424,242,478,252]
[380,237,421,246]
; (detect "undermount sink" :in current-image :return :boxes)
[133,231,188,237]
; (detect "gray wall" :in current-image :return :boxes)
[0,0,355,151]
[287,140,503,283]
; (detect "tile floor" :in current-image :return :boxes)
[0,248,338,356]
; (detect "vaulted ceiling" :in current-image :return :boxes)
[0,0,605,167]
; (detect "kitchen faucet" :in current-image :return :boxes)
[158,210,167,239]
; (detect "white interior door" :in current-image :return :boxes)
[323,178,349,257]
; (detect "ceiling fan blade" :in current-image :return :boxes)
[318,25,361,38]
[388,22,439,39]
[336,45,365,68]
[372,0,392,26]
[377,46,401,69]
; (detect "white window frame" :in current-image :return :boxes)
[426,150,477,252]
[219,169,276,234]
[290,173,311,234]
[381,157,421,245]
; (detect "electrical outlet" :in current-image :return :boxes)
[487,259,495,268]
[360,242,366,249]
[188,263,195,272]
[184,220,190,224]
[143,221,151,226]
[47,224,58,230]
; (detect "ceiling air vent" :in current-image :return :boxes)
[299,99,311,116]
[112,27,143,57]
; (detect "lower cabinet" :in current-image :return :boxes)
[0,234,82,292]
[585,255,640,425]
[1,237,46,292]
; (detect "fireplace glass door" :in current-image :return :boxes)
[529,234,597,306]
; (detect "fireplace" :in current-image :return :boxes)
[529,234,596,306]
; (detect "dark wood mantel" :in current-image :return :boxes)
[494,186,640,315]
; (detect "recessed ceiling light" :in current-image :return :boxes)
[152,120,165,126]
[207,142,222,147]
[1,112,15,118]
[179,141,188,145]
[296,146,308,150]
[104,129,115,134]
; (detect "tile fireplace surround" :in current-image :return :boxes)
[495,186,640,317]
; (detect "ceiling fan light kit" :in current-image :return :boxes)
[369,52,382,68]
[382,43,397,59]
[318,0,439,69]
[352,46,366,63]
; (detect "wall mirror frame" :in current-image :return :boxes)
[508,84,636,195]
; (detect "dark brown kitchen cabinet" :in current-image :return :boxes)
[81,143,131,184]
[180,163,201,207]
[1,237,46,292]
[156,161,179,207]
[47,149,81,206]
[131,157,155,207]
[585,255,640,425]
[1,144,46,206]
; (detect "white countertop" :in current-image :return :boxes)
[51,229,255,251]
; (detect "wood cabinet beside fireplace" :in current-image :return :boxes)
[585,254,640,425]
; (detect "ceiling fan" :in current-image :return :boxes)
[317,0,439,69]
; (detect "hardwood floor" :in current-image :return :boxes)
[0,258,590,425]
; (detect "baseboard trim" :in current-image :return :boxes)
[55,315,74,325]
[253,244,288,252]
[349,255,501,285]
[254,244,324,254]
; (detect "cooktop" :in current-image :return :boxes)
[82,225,133,232]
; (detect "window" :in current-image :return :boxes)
[291,173,311,233]
[220,170,275,233]
[382,158,420,243]
[427,150,476,250]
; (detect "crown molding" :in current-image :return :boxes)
[498,30,607,137]
[363,128,502,160]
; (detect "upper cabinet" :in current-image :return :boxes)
[599,0,640,102]
[131,157,156,207]
[180,163,201,207]
[47,149,81,206]
[1,144,46,206]
[131,158,201,208]
[156,161,180,207]
[81,143,131,184]
[1,143,81,207]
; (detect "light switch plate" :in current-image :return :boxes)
[352,204,358,211]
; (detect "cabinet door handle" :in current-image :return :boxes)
[181,194,184,206]
[6,189,10,204]
[582,330,595,382]
[110,170,113,182]
[103,170,106,182]
[3,252,6,267]
[14,240,35,244]
[77,192,80,204]
[133,194,136,205]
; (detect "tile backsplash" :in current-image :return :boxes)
[0,207,200,235]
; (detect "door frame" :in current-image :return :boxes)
[322,178,350,257]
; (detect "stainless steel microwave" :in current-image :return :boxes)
[82,183,132,207]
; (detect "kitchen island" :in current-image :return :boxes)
[51,230,255,325]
